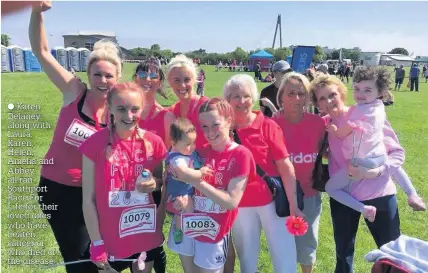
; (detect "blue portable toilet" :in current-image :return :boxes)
[1,45,11,72]
[8,45,25,72]
[23,48,43,72]
[78,48,90,72]
[66,47,80,72]
[51,46,68,70]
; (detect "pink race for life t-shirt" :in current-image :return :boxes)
[78,128,167,258]
[41,90,102,186]
[182,142,256,243]
[170,96,209,149]
[273,113,326,197]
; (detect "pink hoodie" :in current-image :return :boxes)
[328,113,403,201]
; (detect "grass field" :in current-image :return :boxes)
[2,63,427,273]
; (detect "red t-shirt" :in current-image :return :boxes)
[169,96,209,149]
[272,113,326,197]
[182,142,255,243]
[78,129,166,258]
[139,107,168,146]
[234,111,289,207]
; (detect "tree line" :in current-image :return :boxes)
[1,33,412,63]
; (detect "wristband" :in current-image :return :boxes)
[90,240,108,263]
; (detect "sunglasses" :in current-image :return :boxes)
[137,71,159,80]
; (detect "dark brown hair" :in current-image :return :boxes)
[353,66,393,100]
[170,118,196,143]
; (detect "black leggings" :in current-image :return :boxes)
[38,177,166,273]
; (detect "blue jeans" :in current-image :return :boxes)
[330,195,401,273]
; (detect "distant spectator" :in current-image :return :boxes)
[394,65,405,91]
[259,60,292,117]
[409,63,420,91]
[196,69,206,97]
[317,63,329,74]
[254,62,263,81]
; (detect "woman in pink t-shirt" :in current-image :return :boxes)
[165,54,210,149]
[309,74,410,273]
[272,72,326,273]
[29,2,121,272]
[79,82,167,272]
[168,98,256,273]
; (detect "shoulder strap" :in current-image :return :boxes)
[232,129,268,179]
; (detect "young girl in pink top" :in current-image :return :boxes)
[325,66,425,222]
[79,82,167,273]
[167,98,256,273]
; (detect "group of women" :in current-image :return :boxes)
[30,2,421,273]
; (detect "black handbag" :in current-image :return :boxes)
[233,130,304,217]
[312,132,330,192]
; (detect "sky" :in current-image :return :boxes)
[1,1,427,56]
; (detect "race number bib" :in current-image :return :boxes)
[64,118,97,147]
[119,204,156,238]
[181,213,220,240]
[108,191,150,208]
[193,196,226,214]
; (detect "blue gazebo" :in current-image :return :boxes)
[249,50,274,72]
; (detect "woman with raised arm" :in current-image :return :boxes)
[30,2,121,272]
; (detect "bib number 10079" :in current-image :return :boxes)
[119,204,156,238]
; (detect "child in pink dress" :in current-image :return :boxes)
[326,66,426,222]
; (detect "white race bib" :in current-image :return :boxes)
[119,204,156,238]
[193,196,226,214]
[108,191,150,207]
[181,213,220,240]
[64,118,97,147]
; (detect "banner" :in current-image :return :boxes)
[291,46,315,73]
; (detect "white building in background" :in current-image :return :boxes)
[380,54,415,67]
[360,52,382,66]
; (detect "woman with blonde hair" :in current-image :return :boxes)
[223,74,303,273]
[309,74,416,273]
[29,1,123,272]
[166,54,210,149]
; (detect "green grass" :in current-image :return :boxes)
[2,64,427,273]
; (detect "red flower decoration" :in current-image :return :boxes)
[286,216,309,236]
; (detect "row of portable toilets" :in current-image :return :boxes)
[1,45,91,73]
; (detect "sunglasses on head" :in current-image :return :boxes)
[137,71,159,79]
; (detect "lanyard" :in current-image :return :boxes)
[114,129,138,191]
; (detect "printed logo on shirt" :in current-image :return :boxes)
[227,158,236,171]
[194,196,226,214]
[216,255,225,264]
[289,153,317,164]
[215,172,223,186]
